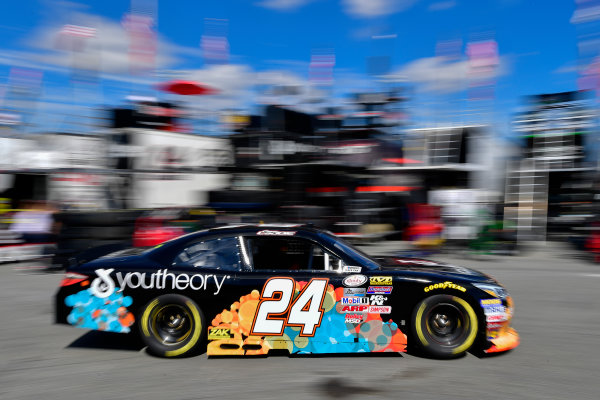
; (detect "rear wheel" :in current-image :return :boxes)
[139,294,205,358]
[412,294,478,358]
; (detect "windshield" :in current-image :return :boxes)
[321,231,381,270]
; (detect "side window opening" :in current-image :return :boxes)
[247,236,345,271]
[174,237,242,271]
[247,237,312,271]
[311,246,344,271]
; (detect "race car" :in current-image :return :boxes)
[55,224,518,359]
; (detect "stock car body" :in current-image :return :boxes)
[55,224,519,358]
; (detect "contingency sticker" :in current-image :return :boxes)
[208,327,232,340]
[343,275,368,287]
[480,299,507,322]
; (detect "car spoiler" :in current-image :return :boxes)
[67,242,132,270]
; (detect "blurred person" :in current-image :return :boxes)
[9,200,58,244]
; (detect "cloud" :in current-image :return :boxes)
[0,11,202,87]
[257,0,316,11]
[384,55,507,93]
[428,0,456,12]
[342,0,419,18]
[22,12,180,75]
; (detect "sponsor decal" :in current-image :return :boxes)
[344,313,364,324]
[487,329,501,340]
[342,274,368,287]
[481,299,507,323]
[342,265,362,273]
[343,287,366,296]
[482,305,505,314]
[369,276,393,286]
[256,230,296,236]
[90,268,231,297]
[369,295,388,305]
[423,281,466,293]
[367,286,392,294]
[480,299,502,306]
[341,297,369,305]
[368,305,391,314]
[485,314,507,322]
[91,268,115,298]
[341,305,369,313]
[208,327,231,340]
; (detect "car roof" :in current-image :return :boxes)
[205,223,333,236]
[146,223,332,263]
[160,223,326,247]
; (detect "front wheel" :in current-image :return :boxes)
[412,294,478,358]
[139,294,205,358]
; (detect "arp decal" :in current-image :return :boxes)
[367,286,392,294]
[369,276,393,286]
[342,274,368,287]
[341,305,369,313]
[90,268,231,296]
[423,281,466,293]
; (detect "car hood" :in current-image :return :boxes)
[373,256,496,283]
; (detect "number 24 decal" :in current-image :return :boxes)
[250,278,329,337]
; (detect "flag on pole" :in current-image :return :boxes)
[59,24,96,38]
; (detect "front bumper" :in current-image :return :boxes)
[481,296,519,354]
[485,327,519,353]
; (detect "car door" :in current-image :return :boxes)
[221,232,368,355]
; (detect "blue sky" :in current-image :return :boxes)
[0,0,587,134]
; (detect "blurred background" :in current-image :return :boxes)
[2,0,600,267]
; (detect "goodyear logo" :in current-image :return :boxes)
[369,276,393,286]
[208,327,231,340]
[423,281,466,293]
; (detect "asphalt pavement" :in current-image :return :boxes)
[1,241,599,400]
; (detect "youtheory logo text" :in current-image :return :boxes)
[90,268,231,298]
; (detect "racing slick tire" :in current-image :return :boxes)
[139,294,205,358]
[411,294,478,359]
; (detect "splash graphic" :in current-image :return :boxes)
[65,288,134,333]
[207,282,406,355]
